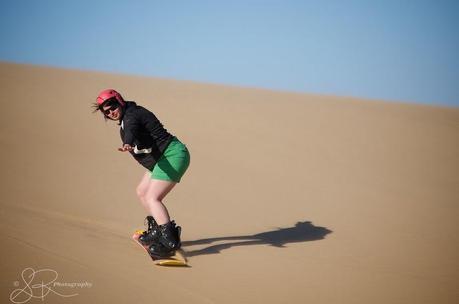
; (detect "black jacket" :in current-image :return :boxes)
[120,101,173,170]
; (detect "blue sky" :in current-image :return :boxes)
[1,0,458,107]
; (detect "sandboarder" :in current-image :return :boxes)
[92,89,190,258]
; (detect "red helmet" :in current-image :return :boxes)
[96,89,125,106]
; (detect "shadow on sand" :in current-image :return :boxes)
[182,221,332,257]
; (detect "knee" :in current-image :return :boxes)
[137,185,162,203]
[136,184,147,200]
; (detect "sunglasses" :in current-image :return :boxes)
[101,101,119,115]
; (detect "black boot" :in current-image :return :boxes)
[138,216,161,246]
[148,221,181,257]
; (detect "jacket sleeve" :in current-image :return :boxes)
[122,113,139,146]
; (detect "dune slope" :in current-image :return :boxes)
[1,62,458,303]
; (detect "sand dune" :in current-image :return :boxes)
[1,62,458,303]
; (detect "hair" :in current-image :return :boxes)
[91,102,101,113]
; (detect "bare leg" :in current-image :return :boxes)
[136,172,153,212]
[136,171,178,224]
[144,179,177,225]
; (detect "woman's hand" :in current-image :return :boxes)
[118,144,133,152]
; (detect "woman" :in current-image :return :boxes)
[93,89,190,257]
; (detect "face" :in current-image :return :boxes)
[101,101,121,120]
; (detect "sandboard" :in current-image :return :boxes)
[132,230,187,266]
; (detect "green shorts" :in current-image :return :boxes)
[150,137,190,183]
